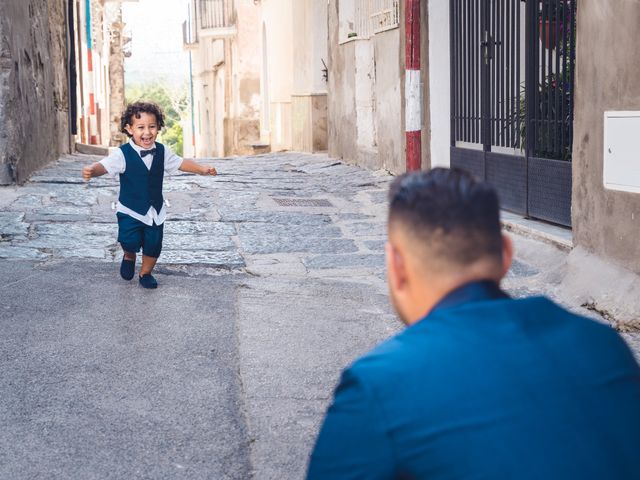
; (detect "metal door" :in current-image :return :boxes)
[449,0,576,226]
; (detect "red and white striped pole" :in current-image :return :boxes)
[405,0,421,171]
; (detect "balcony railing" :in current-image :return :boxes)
[371,0,400,34]
[339,0,399,44]
[199,0,235,38]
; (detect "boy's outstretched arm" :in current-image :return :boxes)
[82,162,108,182]
[179,159,217,176]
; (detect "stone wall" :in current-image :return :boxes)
[291,0,328,153]
[0,0,70,184]
[327,0,403,173]
[327,13,358,166]
[572,0,640,273]
[106,2,127,147]
[228,0,261,155]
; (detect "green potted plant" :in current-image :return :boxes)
[505,67,573,161]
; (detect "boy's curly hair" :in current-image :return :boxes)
[120,101,166,137]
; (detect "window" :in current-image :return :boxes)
[339,0,371,43]
[371,0,400,34]
[338,0,399,44]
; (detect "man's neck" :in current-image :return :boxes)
[406,272,503,325]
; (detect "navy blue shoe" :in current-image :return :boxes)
[120,258,135,280]
[139,273,158,289]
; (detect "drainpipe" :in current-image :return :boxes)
[405,0,421,171]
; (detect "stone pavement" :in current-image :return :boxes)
[0,151,638,479]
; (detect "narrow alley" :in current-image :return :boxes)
[1,152,638,479]
[1,0,640,477]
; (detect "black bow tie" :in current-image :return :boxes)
[140,148,156,158]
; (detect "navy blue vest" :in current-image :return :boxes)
[118,143,164,216]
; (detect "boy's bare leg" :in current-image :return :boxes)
[140,255,158,276]
[123,250,136,261]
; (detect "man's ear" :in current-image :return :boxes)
[386,241,408,292]
[500,233,514,279]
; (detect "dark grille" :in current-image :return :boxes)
[528,157,572,226]
[449,0,577,227]
[486,152,527,214]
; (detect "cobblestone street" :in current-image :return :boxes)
[1,152,638,479]
[0,152,392,278]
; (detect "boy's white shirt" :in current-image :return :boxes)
[99,139,183,226]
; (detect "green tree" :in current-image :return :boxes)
[126,82,188,156]
[162,122,184,158]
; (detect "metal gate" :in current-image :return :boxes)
[449,0,577,226]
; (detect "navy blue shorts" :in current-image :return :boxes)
[117,213,164,258]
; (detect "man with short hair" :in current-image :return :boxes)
[307,168,640,479]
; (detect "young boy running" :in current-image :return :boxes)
[82,101,217,289]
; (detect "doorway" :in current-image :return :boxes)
[449,0,577,226]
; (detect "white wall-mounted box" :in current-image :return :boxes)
[603,111,640,194]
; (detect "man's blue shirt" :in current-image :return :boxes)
[307,281,640,479]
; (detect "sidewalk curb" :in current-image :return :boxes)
[75,143,109,156]
[502,219,573,253]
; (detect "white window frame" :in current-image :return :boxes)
[339,0,372,44]
[338,0,400,45]
[370,0,400,35]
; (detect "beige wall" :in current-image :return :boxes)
[373,29,403,173]
[105,2,128,147]
[262,0,293,103]
[291,0,328,152]
[261,0,329,152]
[572,0,640,273]
[419,0,431,170]
[292,94,328,152]
[228,1,261,155]
[261,0,294,151]
[327,0,403,173]
[327,16,358,164]
[190,37,223,157]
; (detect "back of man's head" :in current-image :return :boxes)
[388,168,503,275]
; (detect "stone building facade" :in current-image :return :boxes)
[183,0,262,158]
[261,0,329,153]
[0,0,71,184]
[105,1,129,147]
[325,0,640,318]
[73,0,131,148]
[327,0,404,173]
[183,0,328,157]
[570,0,640,274]
[0,0,133,184]
[421,0,640,275]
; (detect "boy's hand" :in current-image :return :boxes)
[82,164,96,182]
[82,162,107,181]
[179,159,217,176]
[201,166,218,176]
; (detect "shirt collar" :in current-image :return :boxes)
[128,139,156,153]
[128,139,140,151]
[430,280,510,314]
